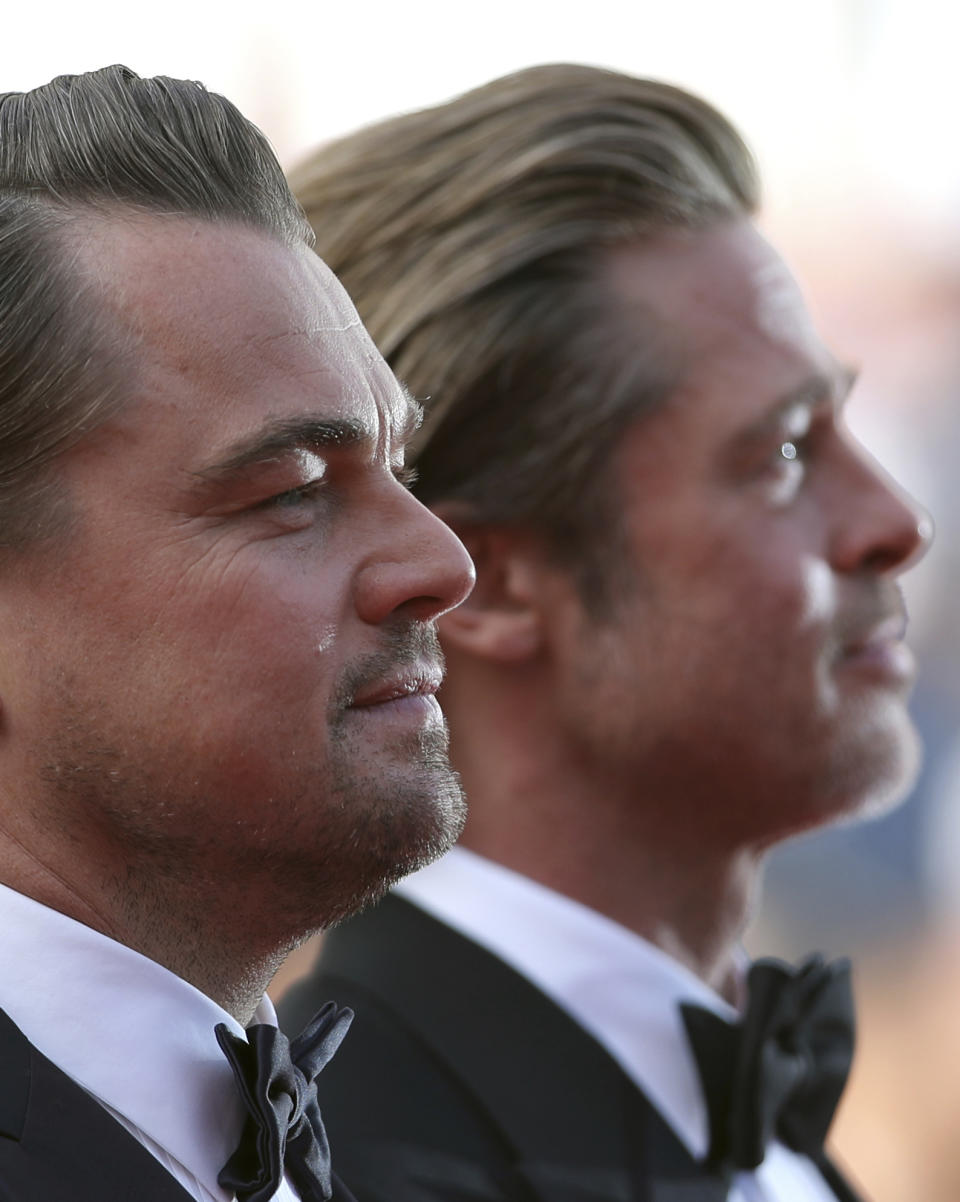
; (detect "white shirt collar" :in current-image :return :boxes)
[394,851,841,1201]
[395,845,737,1160]
[0,881,268,1200]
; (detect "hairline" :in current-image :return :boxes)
[2,201,316,557]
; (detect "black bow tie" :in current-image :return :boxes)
[680,955,854,1176]
[215,1001,354,1202]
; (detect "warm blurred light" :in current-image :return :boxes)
[6,0,958,225]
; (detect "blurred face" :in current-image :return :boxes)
[550,220,930,844]
[0,217,474,925]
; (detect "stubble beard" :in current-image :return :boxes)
[316,620,467,922]
[805,689,923,830]
[317,713,466,926]
[35,625,466,946]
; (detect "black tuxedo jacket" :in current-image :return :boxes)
[279,893,866,1202]
[0,1006,355,1202]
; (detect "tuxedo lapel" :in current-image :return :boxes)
[636,1100,728,1202]
[311,894,732,1202]
[516,1154,728,1202]
[317,895,632,1158]
[0,1007,196,1202]
[302,895,865,1202]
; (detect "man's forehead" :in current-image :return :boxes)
[603,221,833,403]
[70,210,358,339]
[605,221,810,330]
[60,211,412,466]
[748,254,818,346]
[297,240,367,333]
[82,212,381,385]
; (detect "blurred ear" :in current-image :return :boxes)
[434,513,544,664]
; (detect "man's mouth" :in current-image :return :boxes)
[842,614,908,657]
[838,613,914,684]
[348,663,444,709]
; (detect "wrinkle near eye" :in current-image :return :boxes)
[167,533,272,629]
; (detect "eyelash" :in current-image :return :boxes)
[266,463,417,510]
[267,477,327,509]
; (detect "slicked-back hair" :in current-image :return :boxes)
[291,63,760,607]
[0,64,311,548]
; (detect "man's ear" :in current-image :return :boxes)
[434,512,545,664]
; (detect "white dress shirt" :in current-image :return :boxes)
[0,882,299,1202]
[396,846,842,1202]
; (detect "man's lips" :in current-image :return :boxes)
[838,613,914,682]
[842,614,908,656]
[348,663,444,708]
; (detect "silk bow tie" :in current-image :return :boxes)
[216,1001,354,1202]
[680,955,854,1175]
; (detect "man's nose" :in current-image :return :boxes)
[830,436,933,576]
[354,489,476,626]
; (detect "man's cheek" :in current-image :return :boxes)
[795,557,836,634]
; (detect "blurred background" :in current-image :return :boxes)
[6,3,958,1196]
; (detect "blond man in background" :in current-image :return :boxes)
[280,65,930,1202]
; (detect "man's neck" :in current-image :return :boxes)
[0,827,291,1024]
[448,706,766,1000]
[459,823,760,1001]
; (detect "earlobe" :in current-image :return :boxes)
[431,516,544,664]
[439,603,541,663]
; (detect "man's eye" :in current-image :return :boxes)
[773,434,810,470]
[265,478,327,509]
[763,436,809,504]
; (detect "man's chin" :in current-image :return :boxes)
[825,706,923,828]
[319,766,467,928]
[377,778,467,885]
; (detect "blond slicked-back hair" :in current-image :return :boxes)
[291,63,759,604]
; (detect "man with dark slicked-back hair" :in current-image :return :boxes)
[279,64,931,1202]
[0,66,473,1201]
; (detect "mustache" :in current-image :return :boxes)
[330,623,445,715]
[830,581,908,653]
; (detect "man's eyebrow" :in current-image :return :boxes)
[394,386,424,447]
[740,365,858,441]
[195,415,373,482]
